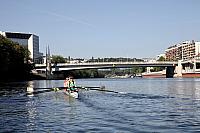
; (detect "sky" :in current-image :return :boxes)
[1,0,200,59]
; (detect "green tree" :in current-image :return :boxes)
[51,55,66,63]
[0,35,32,81]
[65,69,104,78]
[132,67,144,74]
[157,56,165,61]
[152,56,166,72]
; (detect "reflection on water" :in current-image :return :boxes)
[167,78,200,100]
[32,80,61,88]
[1,78,200,132]
[25,97,37,131]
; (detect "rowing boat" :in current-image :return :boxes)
[64,91,79,99]
[26,86,106,98]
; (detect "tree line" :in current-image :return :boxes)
[51,55,144,64]
[64,67,146,79]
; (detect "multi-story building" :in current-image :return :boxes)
[165,40,200,61]
[165,45,179,61]
[0,31,43,63]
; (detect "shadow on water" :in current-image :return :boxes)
[117,93,175,99]
[0,86,27,96]
[0,81,35,96]
[78,90,174,116]
[76,91,177,132]
[0,80,62,96]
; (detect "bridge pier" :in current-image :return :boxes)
[146,67,151,73]
[175,60,182,77]
[166,66,175,78]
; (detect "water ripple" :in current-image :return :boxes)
[1,79,200,132]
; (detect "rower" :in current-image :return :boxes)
[69,77,77,92]
[64,77,70,91]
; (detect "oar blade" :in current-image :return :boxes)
[26,87,66,95]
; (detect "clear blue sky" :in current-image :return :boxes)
[1,0,200,59]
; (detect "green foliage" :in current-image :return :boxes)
[51,55,66,63]
[86,57,143,62]
[65,69,104,78]
[111,67,145,75]
[157,56,165,61]
[132,67,144,74]
[152,56,165,72]
[0,35,32,81]
[151,67,164,72]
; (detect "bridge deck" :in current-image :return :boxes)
[35,61,178,71]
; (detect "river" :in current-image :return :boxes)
[1,78,200,132]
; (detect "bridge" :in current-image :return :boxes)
[35,61,178,71]
[35,61,178,78]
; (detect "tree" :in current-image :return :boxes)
[157,56,165,61]
[132,67,144,74]
[152,56,166,72]
[51,55,66,63]
[0,35,32,81]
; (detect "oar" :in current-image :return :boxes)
[79,86,126,94]
[26,86,63,95]
[77,86,105,90]
[31,86,105,90]
[85,88,126,94]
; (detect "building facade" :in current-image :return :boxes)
[0,31,42,63]
[165,40,200,61]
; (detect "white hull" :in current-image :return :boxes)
[65,91,78,99]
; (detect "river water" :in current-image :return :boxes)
[1,78,200,132]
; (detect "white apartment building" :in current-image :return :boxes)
[165,40,200,61]
[181,40,200,61]
[0,31,42,63]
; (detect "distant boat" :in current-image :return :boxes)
[130,74,142,78]
[181,72,200,78]
[142,71,166,78]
